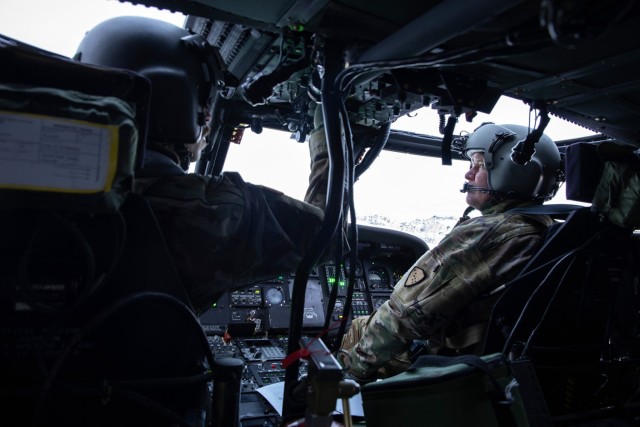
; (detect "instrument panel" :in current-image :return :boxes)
[197,224,428,424]
[199,225,427,335]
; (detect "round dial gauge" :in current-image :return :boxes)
[265,287,284,305]
[367,267,391,290]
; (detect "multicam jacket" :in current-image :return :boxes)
[340,199,555,382]
[134,149,326,314]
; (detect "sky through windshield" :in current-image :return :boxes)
[1,0,595,244]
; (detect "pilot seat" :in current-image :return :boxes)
[483,140,640,426]
[360,139,640,427]
[0,37,217,426]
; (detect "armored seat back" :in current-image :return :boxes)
[0,36,214,426]
[483,141,640,425]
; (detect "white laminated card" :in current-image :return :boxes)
[0,110,118,193]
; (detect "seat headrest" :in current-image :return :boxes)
[564,142,604,203]
[565,141,640,229]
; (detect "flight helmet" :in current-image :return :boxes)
[74,16,225,167]
[462,123,562,201]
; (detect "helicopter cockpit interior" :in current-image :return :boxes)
[1,0,640,426]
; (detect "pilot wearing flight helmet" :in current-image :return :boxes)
[74,16,330,314]
[337,121,563,382]
[75,16,564,385]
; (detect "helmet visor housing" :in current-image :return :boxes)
[75,16,222,146]
[463,123,562,201]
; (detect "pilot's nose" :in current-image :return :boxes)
[464,167,475,181]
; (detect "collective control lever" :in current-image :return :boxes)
[211,357,244,427]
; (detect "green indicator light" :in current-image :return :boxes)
[289,23,304,32]
[328,277,336,284]
[339,281,346,287]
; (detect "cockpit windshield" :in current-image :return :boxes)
[224,95,595,247]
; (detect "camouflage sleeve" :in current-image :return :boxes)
[304,115,329,210]
[339,302,416,382]
[339,244,479,381]
[137,171,324,312]
[229,172,325,286]
[340,214,549,382]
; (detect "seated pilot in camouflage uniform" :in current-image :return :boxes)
[75,16,329,314]
[76,18,563,385]
[336,121,563,383]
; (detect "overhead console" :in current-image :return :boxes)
[184,14,501,146]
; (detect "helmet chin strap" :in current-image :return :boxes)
[460,183,510,206]
[460,182,494,194]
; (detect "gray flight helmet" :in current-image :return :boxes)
[463,123,562,201]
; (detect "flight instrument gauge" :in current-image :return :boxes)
[367,266,391,291]
[344,259,363,276]
[265,287,284,306]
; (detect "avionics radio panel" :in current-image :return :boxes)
[198,225,428,338]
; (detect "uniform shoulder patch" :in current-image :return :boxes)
[405,267,426,287]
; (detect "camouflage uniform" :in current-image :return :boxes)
[340,200,554,382]
[134,148,328,314]
[303,115,557,382]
